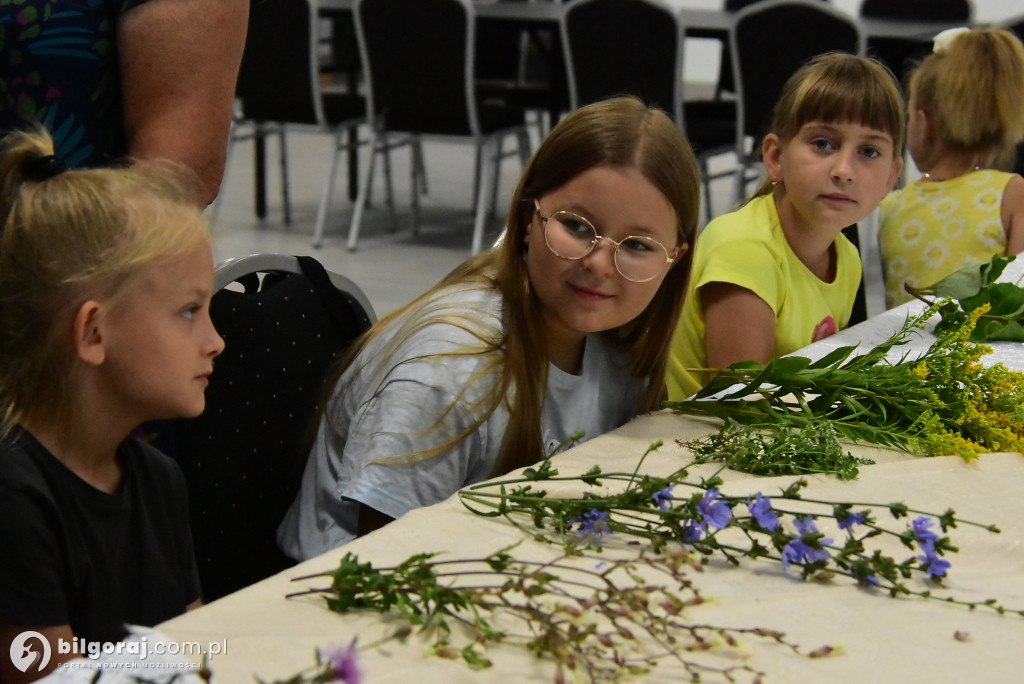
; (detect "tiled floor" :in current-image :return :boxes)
[207,123,887,319]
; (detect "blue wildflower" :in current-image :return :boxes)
[838,510,868,533]
[912,516,938,544]
[782,539,830,568]
[682,518,705,541]
[781,517,832,569]
[697,489,733,530]
[747,493,780,531]
[652,485,675,511]
[917,539,951,580]
[792,516,820,537]
[574,509,611,537]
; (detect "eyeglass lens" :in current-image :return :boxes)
[543,211,669,282]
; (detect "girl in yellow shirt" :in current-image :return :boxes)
[668,53,904,399]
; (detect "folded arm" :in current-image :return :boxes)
[119,0,249,206]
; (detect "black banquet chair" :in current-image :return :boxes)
[729,0,861,203]
[344,0,533,255]
[562,0,737,219]
[219,0,399,244]
[171,254,375,601]
[859,0,972,86]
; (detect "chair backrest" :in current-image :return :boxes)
[562,0,682,125]
[354,0,478,135]
[858,0,971,84]
[731,0,861,143]
[859,0,971,21]
[236,0,324,125]
[715,0,828,95]
[171,254,375,601]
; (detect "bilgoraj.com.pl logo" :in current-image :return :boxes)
[9,631,50,673]
[9,630,227,674]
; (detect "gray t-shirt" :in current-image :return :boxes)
[277,282,644,561]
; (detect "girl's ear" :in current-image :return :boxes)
[74,301,106,367]
[670,241,690,269]
[916,107,936,145]
[886,155,904,193]
[762,133,783,182]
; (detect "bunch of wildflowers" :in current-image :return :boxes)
[289,544,806,682]
[666,302,1024,460]
[459,444,1018,615]
[283,443,1019,681]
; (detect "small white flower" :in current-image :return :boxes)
[932,27,970,54]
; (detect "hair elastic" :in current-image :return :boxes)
[25,154,68,183]
[932,27,970,55]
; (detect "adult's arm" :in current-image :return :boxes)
[118,0,249,206]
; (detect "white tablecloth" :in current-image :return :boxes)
[160,426,1024,682]
[159,260,1024,682]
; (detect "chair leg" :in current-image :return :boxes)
[312,128,346,249]
[472,138,497,256]
[413,137,428,195]
[346,128,379,252]
[380,132,396,232]
[278,126,291,226]
[410,140,421,235]
[699,158,712,226]
[734,154,747,207]
[472,141,484,214]
[490,135,503,219]
[515,127,531,166]
[254,123,267,220]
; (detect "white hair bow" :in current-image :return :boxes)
[932,27,970,54]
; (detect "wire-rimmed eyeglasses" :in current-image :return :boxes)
[534,200,677,283]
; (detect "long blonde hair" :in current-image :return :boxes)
[908,27,1024,168]
[0,128,209,435]
[752,52,906,199]
[332,97,700,476]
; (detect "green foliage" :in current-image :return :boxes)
[666,303,1024,460]
[684,421,874,480]
[908,255,1024,342]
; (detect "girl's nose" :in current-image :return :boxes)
[206,320,226,358]
[580,237,618,278]
[832,151,855,182]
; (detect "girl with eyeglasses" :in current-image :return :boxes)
[666,53,906,400]
[278,97,700,560]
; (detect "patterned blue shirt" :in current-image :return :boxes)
[0,0,154,168]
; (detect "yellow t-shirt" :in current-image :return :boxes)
[879,170,1015,308]
[667,194,861,400]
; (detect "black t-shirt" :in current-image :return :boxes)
[0,429,201,643]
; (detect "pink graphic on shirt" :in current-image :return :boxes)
[812,316,836,342]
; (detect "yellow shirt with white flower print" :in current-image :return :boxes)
[879,170,1015,308]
